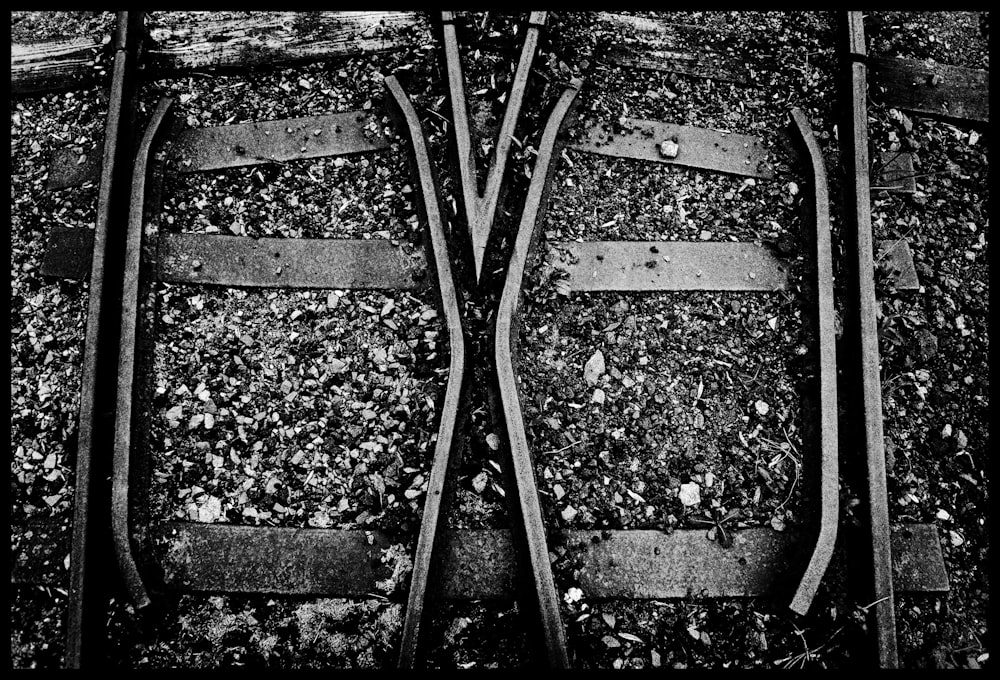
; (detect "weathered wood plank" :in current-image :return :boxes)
[146,11,430,74]
[12,12,430,95]
[11,36,105,94]
[605,45,749,84]
[598,13,733,41]
[595,13,744,83]
[870,56,988,124]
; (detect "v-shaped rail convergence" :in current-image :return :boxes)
[17,10,965,669]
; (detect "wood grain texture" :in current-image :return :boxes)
[12,12,430,94]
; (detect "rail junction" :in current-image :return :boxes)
[12,10,988,669]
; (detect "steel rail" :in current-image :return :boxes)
[110,97,174,611]
[384,74,468,669]
[839,11,899,667]
[494,79,582,668]
[96,74,464,662]
[440,11,547,281]
[787,108,840,616]
[65,11,144,668]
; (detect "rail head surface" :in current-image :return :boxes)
[495,79,582,669]
[840,11,899,668]
[66,11,144,669]
[111,97,174,612]
[383,73,468,669]
[787,107,839,617]
[440,11,548,282]
[98,73,464,667]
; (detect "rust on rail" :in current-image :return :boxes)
[384,74,468,670]
[65,11,144,669]
[441,12,548,282]
[495,79,582,668]
[839,11,899,668]
[787,107,840,617]
[111,96,173,612]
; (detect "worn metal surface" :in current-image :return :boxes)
[787,108,839,617]
[551,240,790,291]
[111,97,173,613]
[870,55,989,124]
[125,524,948,598]
[576,528,795,598]
[170,110,388,172]
[441,12,547,281]
[48,110,389,188]
[51,227,922,296]
[432,529,518,599]
[65,12,143,670]
[151,523,392,594]
[158,233,427,289]
[841,12,899,667]
[494,80,582,668]
[384,74,467,670]
[440,12,478,271]
[41,229,429,290]
[568,117,775,179]
[875,151,916,193]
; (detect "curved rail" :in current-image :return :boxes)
[494,79,582,668]
[111,97,174,610]
[787,108,840,616]
[385,75,468,669]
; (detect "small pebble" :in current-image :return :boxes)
[679,482,701,507]
[584,350,606,386]
[472,471,488,494]
[659,139,679,159]
[956,430,968,449]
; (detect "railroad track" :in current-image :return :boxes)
[11,11,987,669]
